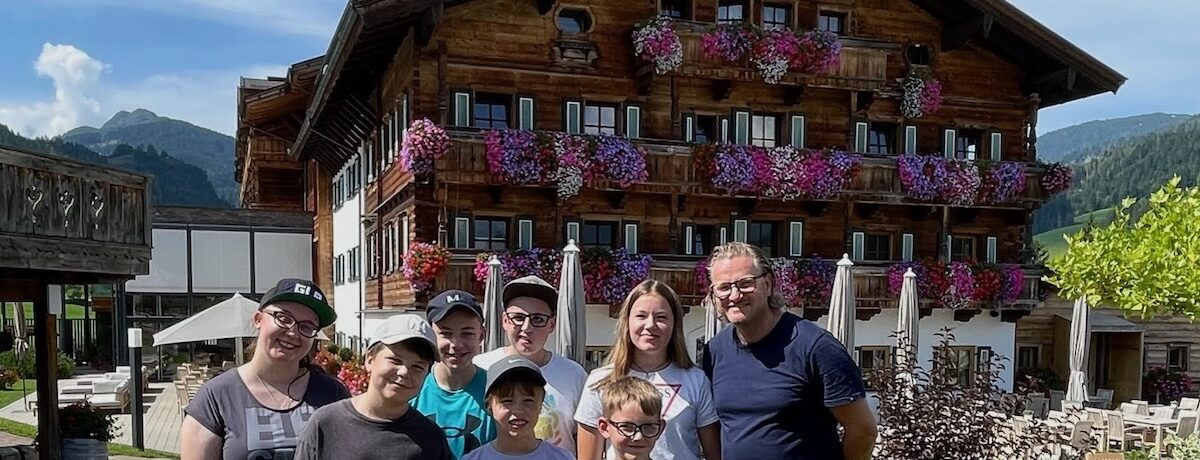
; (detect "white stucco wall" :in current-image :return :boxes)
[332,159,364,345]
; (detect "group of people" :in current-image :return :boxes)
[179,242,879,460]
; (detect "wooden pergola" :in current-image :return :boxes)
[0,145,151,459]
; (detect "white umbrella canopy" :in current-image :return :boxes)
[826,254,856,353]
[555,240,587,364]
[483,255,506,352]
[1066,297,1091,402]
[151,293,327,365]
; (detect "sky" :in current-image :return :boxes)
[0,0,1195,138]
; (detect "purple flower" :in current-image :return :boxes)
[591,135,649,187]
[486,129,550,185]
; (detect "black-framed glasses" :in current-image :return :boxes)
[505,312,553,328]
[608,421,663,439]
[710,272,769,299]
[264,309,320,338]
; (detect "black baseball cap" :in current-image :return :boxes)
[259,278,337,328]
[502,275,558,309]
[426,289,484,323]
[485,355,546,397]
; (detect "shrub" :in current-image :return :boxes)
[336,348,354,363]
[0,349,74,379]
[1165,432,1200,459]
[59,402,119,442]
[0,369,19,389]
[1015,367,1065,397]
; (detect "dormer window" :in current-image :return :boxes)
[556,8,593,34]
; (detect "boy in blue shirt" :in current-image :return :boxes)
[413,289,497,458]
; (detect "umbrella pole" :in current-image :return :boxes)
[235,336,245,366]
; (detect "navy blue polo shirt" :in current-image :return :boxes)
[703,312,866,460]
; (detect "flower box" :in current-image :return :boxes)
[474,247,652,305]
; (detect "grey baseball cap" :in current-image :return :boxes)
[484,355,546,396]
[369,314,440,362]
[502,275,558,308]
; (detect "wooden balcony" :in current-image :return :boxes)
[0,145,152,278]
[434,129,1053,209]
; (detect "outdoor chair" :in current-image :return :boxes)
[88,379,129,413]
[1050,390,1066,411]
[1026,395,1050,418]
[1180,397,1200,411]
[1119,402,1147,415]
[1062,401,1084,412]
[1092,389,1115,410]
[1105,411,1146,451]
[1170,413,1197,439]
[1149,405,1175,419]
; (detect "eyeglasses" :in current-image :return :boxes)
[608,421,663,439]
[264,310,320,338]
[505,312,553,328]
[709,273,769,299]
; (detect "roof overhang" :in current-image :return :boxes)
[1055,310,1144,334]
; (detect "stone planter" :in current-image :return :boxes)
[61,438,107,460]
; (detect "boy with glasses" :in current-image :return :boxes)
[596,376,665,460]
[473,276,587,455]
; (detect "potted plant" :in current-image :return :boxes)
[59,402,118,459]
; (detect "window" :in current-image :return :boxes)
[661,0,691,19]
[905,44,933,66]
[694,115,718,144]
[1168,345,1190,372]
[863,234,891,261]
[688,224,717,256]
[751,114,778,147]
[585,347,610,372]
[473,93,511,129]
[748,222,776,257]
[859,346,892,389]
[717,1,745,24]
[950,236,975,262]
[1017,345,1040,371]
[556,8,592,34]
[474,218,509,250]
[762,4,791,30]
[818,10,847,35]
[867,123,897,154]
[581,222,617,249]
[955,129,983,160]
[584,103,617,135]
[942,346,977,387]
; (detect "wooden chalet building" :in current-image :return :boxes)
[240,0,1123,385]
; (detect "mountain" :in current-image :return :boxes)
[0,123,226,208]
[1035,113,1194,163]
[62,109,237,205]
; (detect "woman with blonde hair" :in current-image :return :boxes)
[573,280,721,460]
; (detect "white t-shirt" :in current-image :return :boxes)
[475,348,588,455]
[462,441,575,460]
[573,364,720,460]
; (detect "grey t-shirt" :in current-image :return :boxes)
[294,399,452,460]
[184,368,350,460]
[461,441,575,460]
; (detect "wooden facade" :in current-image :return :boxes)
[275,0,1121,322]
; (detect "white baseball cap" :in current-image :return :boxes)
[369,314,439,362]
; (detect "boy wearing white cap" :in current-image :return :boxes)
[296,314,451,460]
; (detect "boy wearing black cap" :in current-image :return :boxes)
[463,356,574,460]
[296,314,451,460]
[413,289,497,458]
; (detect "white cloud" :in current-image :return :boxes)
[60,0,342,39]
[0,43,286,137]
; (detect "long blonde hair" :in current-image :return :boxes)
[601,280,693,386]
[707,241,787,311]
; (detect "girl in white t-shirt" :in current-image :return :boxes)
[574,280,722,460]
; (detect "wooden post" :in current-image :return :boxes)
[33,281,62,460]
[941,205,951,262]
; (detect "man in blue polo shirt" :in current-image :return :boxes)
[702,242,877,460]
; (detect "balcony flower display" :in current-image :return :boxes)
[887,260,1026,307]
[751,28,803,84]
[473,248,564,288]
[945,261,975,309]
[475,247,651,305]
[696,144,860,199]
[485,129,552,185]
[552,132,590,199]
[701,23,756,62]
[1041,162,1073,195]
[399,118,451,177]
[633,15,683,75]
[901,68,943,119]
[897,154,981,205]
[695,256,835,308]
[402,241,450,295]
[940,160,981,206]
[484,130,649,200]
[795,29,841,74]
[979,161,1027,204]
[592,134,650,187]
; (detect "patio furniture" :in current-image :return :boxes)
[1149,405,1176,419]
[1105,411,1147,451]
[1123,413,1177,454]
[1092,389,1115,410]
[1062,401,1084,412]
[1119,402,1149,416]
[1171,414,1197,439]
[1180,397,1200,411]
[1050,390,1066,411]
[88,379,129,413]
[1027,395,1050,418]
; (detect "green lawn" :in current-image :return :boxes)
[1034,223,1085,261]
[0,418,178,459]
[2,302,89,320]
[0,380,38,410]
[1072,207,1116,225]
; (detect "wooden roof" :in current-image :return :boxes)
[234,56,324,181]
[153,206,314,229]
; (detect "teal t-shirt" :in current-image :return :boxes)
[412,367,496,459]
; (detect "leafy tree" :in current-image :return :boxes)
[1048,177,1200,319]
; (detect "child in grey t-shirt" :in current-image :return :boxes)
[296,315,451,460]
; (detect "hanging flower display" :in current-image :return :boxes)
[475,247,652,305]
[751,28,802,84]
[897,154,982,205]
[887,260,1026,307]
[694,256,835,308]
[402,241,450,295]
[485,129,551,185]
[701,23,756,62]
[592,135,650,187]
[474,248,563,287]
[552,132,590,200]
[901,68,944,119]
[1041,162,1073,195]
[944,262,975,309]
[632,15,683,75]
[979,161,1027,204]
[695,144,860,199]
[399,118,451,177]
[484,130,649,200]
[940,160,981,206]
[795,29,842,74]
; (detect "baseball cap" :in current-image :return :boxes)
[502,275,558,309]
[369,314,440,362]
[485,355,547,397]
[426,289,484,323]
[259,278,336,328]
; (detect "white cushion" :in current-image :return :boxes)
[60,385,93,395]
[115,366,131,374]
[88,394,121,408]
[92,380,122,393]
[58,394,88,404]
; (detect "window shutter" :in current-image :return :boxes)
[453,91,472,127]
[852,232,865,260]
[625,105,641,139]
[720,117,730,143]
[790,115,806,147]
[566,221,581,243]
[789,221,804,256]
[943,128,957,158]
[904,125,918,154]
[399,214,409,257]
[733,110,750,145]
[986,236,998,263]
[683,114,695,143]
[518,219,534,250]
[732,219,748,242]
[945,235,953,260]
[624,223,639,253]
[854,121,869,152]
[719,226,728,245]
[901,233,914,262]
[977,347,994,370]
[519,97,535,130]
[683,224,696,255]
[400,96,410,158]
[565,101,582,134]
[990,132,1003,161]
[454,217,471,249]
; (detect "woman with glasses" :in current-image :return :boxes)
[574,279,721,460]
[181,279,352,460]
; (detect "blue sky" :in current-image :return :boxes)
[0,0,1195,138]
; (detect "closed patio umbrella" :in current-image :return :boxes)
[555,240,587,364]
[896,268,919,389]
[1066,297,1091,402]
[483,255,506,352]
[826,254,856,353]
